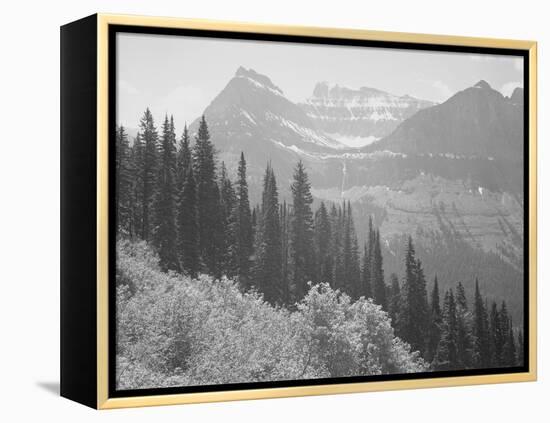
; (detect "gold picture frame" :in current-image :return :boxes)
[61,13,537,409]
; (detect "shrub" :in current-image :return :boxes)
[116,240,426,390]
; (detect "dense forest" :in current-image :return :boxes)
[115,109,524,388]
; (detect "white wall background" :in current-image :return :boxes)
[0,0,546,420]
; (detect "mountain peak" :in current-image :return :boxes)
[312,81,339,98]
[474,80,492,90]
[312,81,385,98]
[234,66,283,95]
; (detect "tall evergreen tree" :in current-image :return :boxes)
[253,164,283,304]
[516,330,524,366]
[426,275,442,364]
[219,162,237,277]
[289,161,315,302]
[177,165,200,277]
[152,115,178,272]
[502,318,517,367]
[176,123,191,191]
[350,224,361,299]
[489,301,500,366]
[399,236,429,356]
[314,202,332,285]
[115,125,132,237]
[388,273,401,327]
[361,217,375,300]
[342,202,361,299]
[330,204,344,291]
[280,201,291,303]
[193,116,222,277]
[434,289,458,370]
[361,241,373,299]
[472,279,490,368]
[232,152,253,288]
[455,281,474,368]
[371,229,387,309]
[497,302,515,367]
[137,108,158,241]
[129,134,144,239]
[175,124,197,274]
[251,205,259,241]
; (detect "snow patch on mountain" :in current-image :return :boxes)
[240,110,256,125]
[234,66,284,97]
[300,82,435,140]
[237,75,284,97]
[326,133,380,148]
[264,112,344,149]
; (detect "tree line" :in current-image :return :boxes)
[116,109,523,370]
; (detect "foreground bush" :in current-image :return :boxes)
[116,240,425,390]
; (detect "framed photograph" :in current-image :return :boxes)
[60,14,537,409]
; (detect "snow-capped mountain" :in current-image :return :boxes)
[190,68,524,322]
[190,67,355,192]
[195,66,344,151]
[300,82,434,147]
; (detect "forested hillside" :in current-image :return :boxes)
[115,111,524,389]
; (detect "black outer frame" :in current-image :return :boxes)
[108,25,530,398]
[60,14,98,409]
[60,15,530,409]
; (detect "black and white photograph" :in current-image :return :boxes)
[113,30,527,391]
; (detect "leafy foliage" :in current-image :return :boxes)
[116,240,425,390]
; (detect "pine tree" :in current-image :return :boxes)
[193,116,222,277]
[330,204,344,291]
[388,273,401,327]
[350,225,361,299]
[399,236,429,356]
[361,217,375,300]
[175,124,196,274]
[426,275,442,364]
[177,165,200,277]
[115,125,132,237]
[500,303,516,366]
[176,123,191,191]
[233,152,253,288]
[434,289,458,370]
[289,161,315,302]
[280,201,291,303]
[251,205,259,240]
[342,202,361,299]
[129,134,144,239]
[253,164,283,304]
[455,281,474,368]
[152,115,179,272]
[137,108,158,241]
[502,318,517,367]
[219,162,237,277]
[516,330,525,366]
[361,242,373,299]
[472,279,490,368]
[489,301,500,366]
[372,229,387,309]
[314,202,332,285]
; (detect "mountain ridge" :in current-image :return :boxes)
[300,80,435,147]
[182,66,523,323]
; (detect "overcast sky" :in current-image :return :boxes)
[117,32,523,131]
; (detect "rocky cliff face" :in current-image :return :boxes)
[300,82,434,147]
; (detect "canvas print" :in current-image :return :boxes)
[114,32,526,391]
